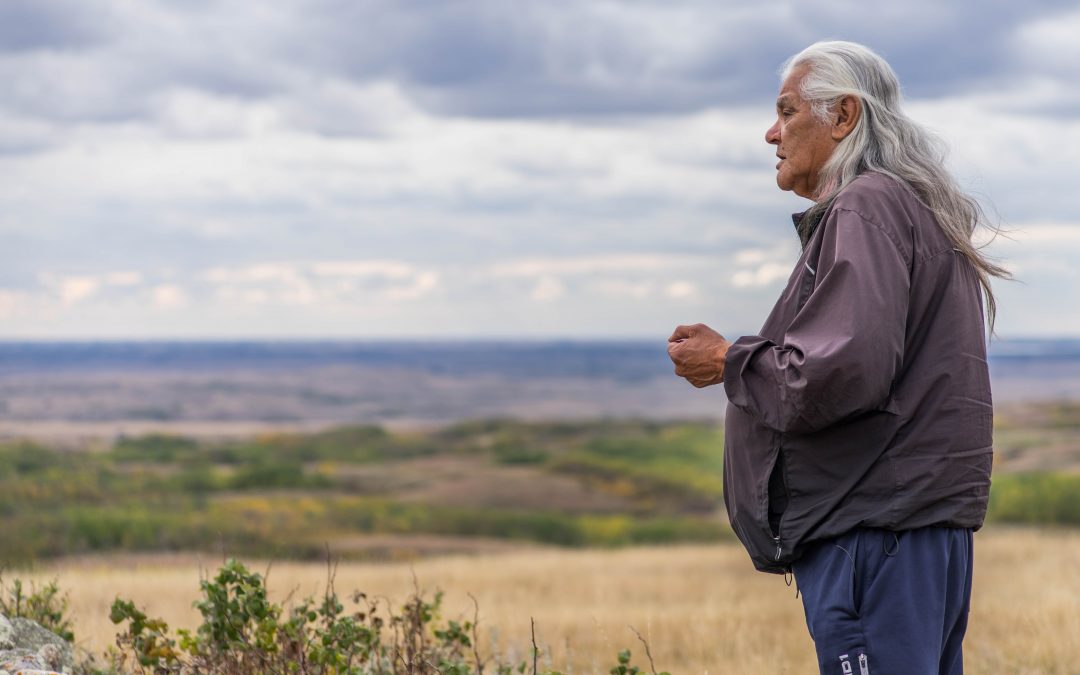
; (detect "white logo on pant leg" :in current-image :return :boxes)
[839,654,852,674]
[859,653,870,674]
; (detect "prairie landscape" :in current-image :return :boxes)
[2,341,1079,672]
[15,527,1080,674]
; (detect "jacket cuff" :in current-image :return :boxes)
[723,334,771,409]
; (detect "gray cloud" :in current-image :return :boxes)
[2,0,1078,131]
[0,0,111,53]
[0,0,1076,338]
[274,0,1080,118]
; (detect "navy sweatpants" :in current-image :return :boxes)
[792,527,973,675]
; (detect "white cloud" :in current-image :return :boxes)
[665,281,698,300]
[202,263,307,285]
[734,242,798,266]
[386,271,439,301]
[1013,8,1080,76]
[39,273,101,305]
[530,276,564,302]
[155,87,280,139]
[216,287,271,305]
[593,279,654,300]
[311,260,418,279]
[152,284,188,309]
[730,243,798,289]
[732,263,792,289]
[105,271,143,286]
[200,260,440,307]
[489,253,710,278]
[0,290,25,318]
[1007,222,1080,245]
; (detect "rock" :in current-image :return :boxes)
[7,620,69,671]
[0,616,71,675]
[0,649,60,673]
[0,616,14,651]
[0,649,62,674]
[36,644,63,671]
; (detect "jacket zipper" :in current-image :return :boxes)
[859,653,869,674]
[773,444,787,563]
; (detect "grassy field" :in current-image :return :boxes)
[2,405,1078,671]
[11,526,1078,674]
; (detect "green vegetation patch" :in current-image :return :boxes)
[0,420,733,565]
[988,472,1080,525]
[7,411,1078,567]
[548,423,724,512]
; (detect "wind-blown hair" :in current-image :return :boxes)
[783,40,1009,329]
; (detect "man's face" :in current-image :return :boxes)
[765,65,838,199]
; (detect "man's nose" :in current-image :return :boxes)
[765,120,780,145]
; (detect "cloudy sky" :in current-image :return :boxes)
[2,0,1077,339]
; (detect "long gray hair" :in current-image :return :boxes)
[783,41,1010,329]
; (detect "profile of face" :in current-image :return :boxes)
[765,64,853,200]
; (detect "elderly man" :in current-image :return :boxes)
[668,41,1007,675]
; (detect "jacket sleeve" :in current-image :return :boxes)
[723,206,910,435]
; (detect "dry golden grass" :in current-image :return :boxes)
[14,526,1080,674]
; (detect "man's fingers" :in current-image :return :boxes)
[669,347,690,378]
[668,324,694,342]
[667,342,689,378]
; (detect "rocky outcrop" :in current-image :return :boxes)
[0,614,72,675]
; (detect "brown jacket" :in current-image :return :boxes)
[722,172,994,574]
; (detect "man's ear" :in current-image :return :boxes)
[831,95,860,140]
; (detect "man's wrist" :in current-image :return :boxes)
[714,340,730,382]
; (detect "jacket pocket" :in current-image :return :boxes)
[767,444,789,538]
[760,442,789,563]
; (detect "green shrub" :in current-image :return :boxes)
[0,441,65,475]
[227,459,320,490]
[113,435,199,463]
[97,558,665,674]
[491,442,548,465]
[0,574,75,642]
[988,473,1080,524]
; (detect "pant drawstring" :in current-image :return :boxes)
[784,569,801,599]
[884,531,901,556]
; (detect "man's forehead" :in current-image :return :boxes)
[777,65,809,105]
[775,91,804,110]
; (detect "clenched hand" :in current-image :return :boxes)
[667,323,732,388]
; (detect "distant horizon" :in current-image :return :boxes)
[1,337,1077,433]
[2,334,1079,344]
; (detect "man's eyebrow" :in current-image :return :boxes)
[776,95,795,109]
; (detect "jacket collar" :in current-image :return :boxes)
[792,209,825,247]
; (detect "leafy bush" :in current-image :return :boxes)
[0,573,75,642]
[491,442,548,466]
[95,558,666,675]
[113,435,199,463]
[0,441,65,475]
[227,459,330,490]
[988,472,1080,524]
